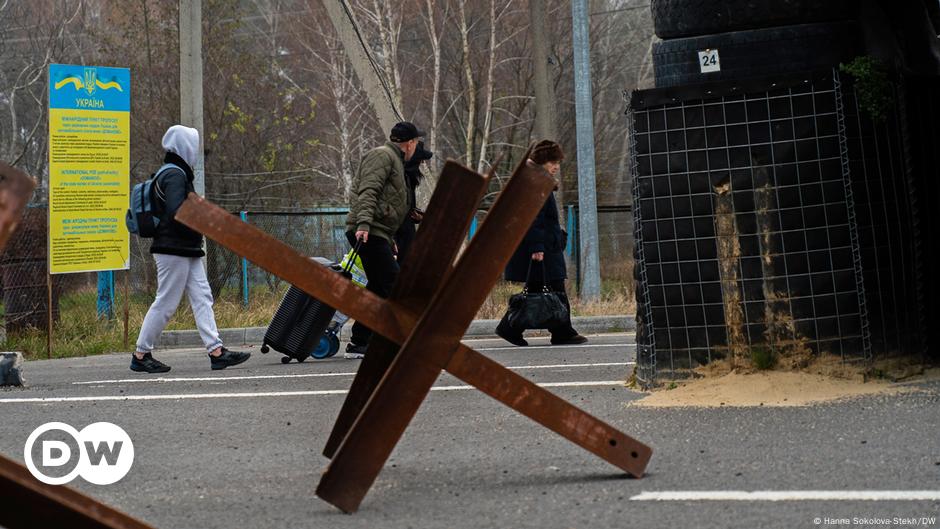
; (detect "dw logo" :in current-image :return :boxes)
[23,422,134,485]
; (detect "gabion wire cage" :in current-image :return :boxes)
[628,69,929,387]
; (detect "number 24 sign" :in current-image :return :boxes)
[698,49,720,73]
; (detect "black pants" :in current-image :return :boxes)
[346,231,400,346]
[394,217,417,265]
[500,278,578,340]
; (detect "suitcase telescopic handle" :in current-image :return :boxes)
[342,239,363,274]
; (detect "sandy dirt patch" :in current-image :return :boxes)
[629,359,939,408]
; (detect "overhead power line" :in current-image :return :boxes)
[336,0,404,122]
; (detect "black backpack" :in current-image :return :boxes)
[125,163,180,237]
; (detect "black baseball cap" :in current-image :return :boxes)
[389,121,426,142]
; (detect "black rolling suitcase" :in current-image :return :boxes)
[259,245,360,364]
[260,284,335,364]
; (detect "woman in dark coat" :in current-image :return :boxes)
[496,140,587,346]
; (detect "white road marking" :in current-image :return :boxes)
[476,343,635,352]
[507,361,634,370]
[1,380,626,404]
[630,491,940,501]
[71,362,634,386]
[432,380,625,392]
[73,371,359,385]
[461,332,636,343]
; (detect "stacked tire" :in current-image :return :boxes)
[650,0,862,88]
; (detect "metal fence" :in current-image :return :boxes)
[1,203,637,345]
[567,204,634,288]
[0,207,353,344]
[231,210,350,303]
[120,209,353,305]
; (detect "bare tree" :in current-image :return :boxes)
[0,0,86,184]
[293,2,379,201]
[1,0,657,203]
[457,0,477,167]
[421,0,445,174]
[475,0,499,173]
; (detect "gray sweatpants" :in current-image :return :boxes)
[135,254,223,354]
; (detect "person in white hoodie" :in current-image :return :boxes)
[130,125,250,373]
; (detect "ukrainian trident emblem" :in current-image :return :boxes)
[83,68,97,95]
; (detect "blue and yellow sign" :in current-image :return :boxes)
[48,64,130,274]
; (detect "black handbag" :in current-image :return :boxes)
[506,260,568,330]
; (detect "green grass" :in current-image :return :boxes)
[470,278,636,320]
[3,276,637,360]
[750,346,777,370]
[1,285,291,360]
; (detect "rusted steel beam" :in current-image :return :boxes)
[176,192,652,476]
[445,346,652,477]
[0,162,36,252]
[0,454,156,529]
[393,161,490,313]
[322,162,489,458]
[177,164,654,514]
[315,161,555,513]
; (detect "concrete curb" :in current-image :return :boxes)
[1,352,26,386]
[156,315,636,350]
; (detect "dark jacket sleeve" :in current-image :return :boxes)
[159,169,200,238]
[159,168,188,217]
[522,195,554,254]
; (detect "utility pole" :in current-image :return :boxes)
[571,0,601,300]
[322,1,401,133]
[529,0,556,142]
[179,0,205,197]
[322,1,437,204]
[529,0,563,218]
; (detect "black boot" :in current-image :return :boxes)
[548,290,583,345]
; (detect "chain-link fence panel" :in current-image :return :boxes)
[123,209,351,306]
[240,210,350,302]
[0,204,352,356]
[2,199,636,358]
[1,205,115,356]
[472,203,637,317]
[1,206,56,334]
[567,205,636,297]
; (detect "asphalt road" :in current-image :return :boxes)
[2,333,939,529]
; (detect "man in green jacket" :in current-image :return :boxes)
[344,121,424,358]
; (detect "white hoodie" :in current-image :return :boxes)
[161,125,200,168]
